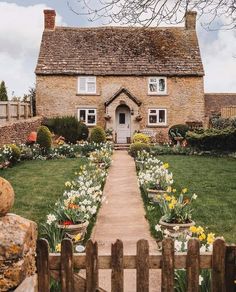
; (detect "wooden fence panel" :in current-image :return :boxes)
[111,239,124,292]
[187,238,200,292]
[161,238,174,292]
[86,240,98,292]
[61,239,74,292]
[221,106,236,118]
[137,239,149,292]
[36,239,50,292]
[0,101,32,123]
[212,238,226,292]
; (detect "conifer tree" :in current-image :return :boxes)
[0,81,8,101]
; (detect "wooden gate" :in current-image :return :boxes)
[37,238,236,292]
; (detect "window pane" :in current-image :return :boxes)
[119,113,125,124]
[87,82,95,93]
[150,78,157,83]
[149,83,157,92]
[149,115,157,124]
[159,110,166,123]
[88,109,95,114]
[79,110,86,122]
[150,109,157,114]
[79,78,86,92]
[159,78,165,92]
[88,114,95,124]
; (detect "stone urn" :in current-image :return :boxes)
[159,217,195,238]
[58,220,89,240]
[0,178,15,216]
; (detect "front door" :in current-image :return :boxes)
[116,105,131,144]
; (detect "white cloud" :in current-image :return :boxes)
[0,2,65,98]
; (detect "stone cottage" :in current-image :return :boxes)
[36,10,206,143]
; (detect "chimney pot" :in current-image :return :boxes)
[44,10,56,30]
[185,11,197,30]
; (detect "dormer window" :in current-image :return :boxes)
[148,77,167,95]
[78,76,96,94]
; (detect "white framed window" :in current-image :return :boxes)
[148,77,167,95]
[78,108,97,126]
[148,109,167,126]
[78,76,96,94]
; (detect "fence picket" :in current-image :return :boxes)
[36,239,50,292]
[61,239,74,292]
[86,240,98,292]
[111,239,124,292]
[187,238,200,292]
[212,238,226,292]
[225,245,236,292]
[137,239,149,292]
[161,237,174,292]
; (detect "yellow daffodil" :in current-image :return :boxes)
[207,233,215,244]
[166,186,172,193]
[196,226,204,234]
[182,188,188,194]
[74,233,82,242]
[165,195,172,202]
[199,233,206,241]
[173,188,177,193]
[169,203,175,209]
[163,163,169,169]
[190,226,197,233]
[55,243,61,252]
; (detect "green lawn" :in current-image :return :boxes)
[1,158,87,225]
[144,155,236,243]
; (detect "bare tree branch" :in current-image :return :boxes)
[67,0,236,29]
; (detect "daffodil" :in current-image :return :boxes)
[74,233,82,242]
[165,195,172,202]
[207,233,215,244]
[55,243,61,252]
[163,163,169,169]
[169,203,175,209]
[189,226,197,233]
[182,188,188,194]
[199,233,206,241]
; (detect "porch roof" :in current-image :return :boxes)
[104,88,142,107]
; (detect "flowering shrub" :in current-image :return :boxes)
[155,188,197,224]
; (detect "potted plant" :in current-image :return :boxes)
[155,188,197,237]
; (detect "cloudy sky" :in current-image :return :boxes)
[0,0,236,98]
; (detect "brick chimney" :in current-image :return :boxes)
[44,10,56,30]
[185,11,197,30]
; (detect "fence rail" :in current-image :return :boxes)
[36,238,236,292]
[221,106,236,118]
[0,101,32,123]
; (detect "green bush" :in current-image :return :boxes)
[210,116,236,129]
[132,133,150,144]
[9,144,21,163]
[129,142,150,157]
[186,127,236,151]
[90,126,106,143]
[169,124,189,142]
[36,126,52,153]
[44,116,89,143]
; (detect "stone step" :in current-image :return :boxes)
[114,143,130,151]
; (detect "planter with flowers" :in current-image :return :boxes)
[155,188,197,237]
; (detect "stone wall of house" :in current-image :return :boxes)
[36,75,205,139]
[205,93,236,117]
[0,116,43,146]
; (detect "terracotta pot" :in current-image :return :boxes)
[147,189,166,201]
[58,221,89,240]
[159,217,195,238]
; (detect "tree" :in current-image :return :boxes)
[0,81,8,101]
[68,0,236,29]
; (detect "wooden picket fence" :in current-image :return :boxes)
[221,106,236,119]
[36,238,236,292]
[0,101,31,123]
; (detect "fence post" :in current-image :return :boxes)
[212,238,226,292]
[24,103,29,119]
[187,238,200,292]
[161,238,174,292]
[86,240,98,292]
[61,239,74,292]
[111,239,124,292]
[36,239,50,292]
[225,245,236,292]
[137,239,149,292]
[17,102,20,120]
[6,102,11,121]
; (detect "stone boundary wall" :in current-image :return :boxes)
[0,116,43,146]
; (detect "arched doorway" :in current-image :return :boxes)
[116,105,131,143]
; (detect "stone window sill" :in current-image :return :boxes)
[76,93,100,96]
[146,125,169,128]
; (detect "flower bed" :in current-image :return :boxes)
[135,150,221,289]
[41,145,113,253]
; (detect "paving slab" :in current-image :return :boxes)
[91,151,161,291]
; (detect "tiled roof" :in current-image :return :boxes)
[35,26,204,76]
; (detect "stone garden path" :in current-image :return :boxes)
[91,151,161,291]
